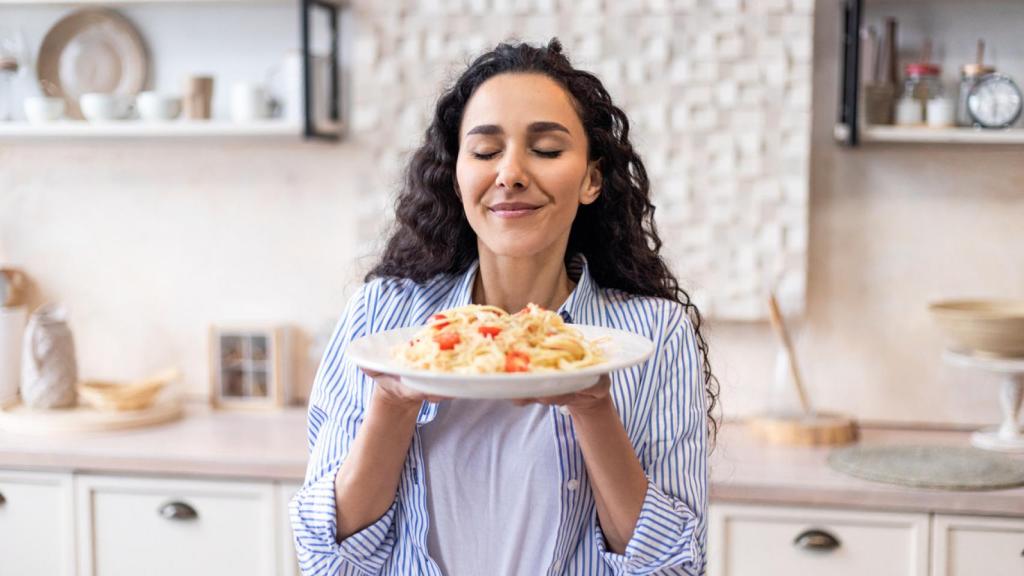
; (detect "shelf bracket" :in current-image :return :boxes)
[301,0,344,141]
[837,0,862,147]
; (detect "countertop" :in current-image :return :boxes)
[2,403,1023,517]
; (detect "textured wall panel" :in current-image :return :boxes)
[349,0,813,320]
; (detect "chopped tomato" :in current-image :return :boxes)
[431,314,446,321]
[433,332,461,350]
[504,350,530,372]
[433,321,450,330]
[478,326,502,338]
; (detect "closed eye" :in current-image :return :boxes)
[533,149,562,158]
[471,151,499,160]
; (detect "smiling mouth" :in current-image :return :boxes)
[488,203,542,219]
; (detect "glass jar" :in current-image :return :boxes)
[957,63,996,126]
[901,62,942,125]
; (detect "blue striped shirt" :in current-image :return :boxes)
[290,255,708,575]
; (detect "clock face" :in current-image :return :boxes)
[967,75,1023,128]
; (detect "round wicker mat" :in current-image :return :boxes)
[828,445,1024,491]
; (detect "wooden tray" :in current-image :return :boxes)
[0,397,184,435]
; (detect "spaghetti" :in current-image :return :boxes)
[393,303,606,373]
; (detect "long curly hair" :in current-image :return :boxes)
[367,38,720,445]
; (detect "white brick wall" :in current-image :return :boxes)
[349,0,813,320]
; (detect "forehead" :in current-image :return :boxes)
[460,73,582,136]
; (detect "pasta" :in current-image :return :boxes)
[393,303,607,373]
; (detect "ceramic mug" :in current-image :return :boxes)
[23,96,64,123]
[137,92,182,121]
[80,93,134,121]
[230,82,268,122]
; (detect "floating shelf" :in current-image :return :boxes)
[859,126,1024,144]
[0,119,343,139]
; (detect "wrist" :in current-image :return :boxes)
[567,395,615,421]
[369,392,423,421]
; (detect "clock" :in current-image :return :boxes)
[967,74,1023,128]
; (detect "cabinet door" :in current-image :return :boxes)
[76,474,276,576]
[0,470,75,576]
[932,514,1024,576]
[709,504,929,576]
[277,481,303,576]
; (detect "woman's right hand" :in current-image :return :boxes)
[361,368,449,412]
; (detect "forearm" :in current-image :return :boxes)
[334,394,420,541]
[569,397,648,554]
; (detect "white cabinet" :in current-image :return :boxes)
[76,474,277,576]
[0,470,75,576]
[277,482,303,576]
[932,514,1024,576]
[709,504,930,576]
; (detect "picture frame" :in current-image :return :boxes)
[208,324,291,410]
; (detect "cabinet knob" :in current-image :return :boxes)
[0,491,5,506]
[158,501,198,521]
[793,528,841,552]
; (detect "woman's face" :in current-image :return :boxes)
[456,73,601,260]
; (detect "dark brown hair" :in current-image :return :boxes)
[367,38,720,445]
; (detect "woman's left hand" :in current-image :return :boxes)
[511,374,612,415]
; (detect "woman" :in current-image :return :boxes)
[291,38,719,575]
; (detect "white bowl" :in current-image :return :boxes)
[80,92,133,122]
[929,300,1024,358]
[23,96,64,123]
[137,92,181,121]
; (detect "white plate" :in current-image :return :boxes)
[346,325,656,399]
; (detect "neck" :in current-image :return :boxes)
[472,242,575,313]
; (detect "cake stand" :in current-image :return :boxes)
[944,350,1024,452]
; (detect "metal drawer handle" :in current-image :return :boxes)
[0,491,5,506]
[158,501,198,521]
[793,528,841,552]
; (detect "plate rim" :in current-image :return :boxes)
[346,324,656,382]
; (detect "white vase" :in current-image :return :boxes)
[20,303,78,409]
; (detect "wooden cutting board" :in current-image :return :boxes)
[0,397,184,435]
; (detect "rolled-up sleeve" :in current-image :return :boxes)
[595,310,709,575]
[289,283,399,575]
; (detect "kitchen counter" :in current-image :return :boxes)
[2,403,1023,517]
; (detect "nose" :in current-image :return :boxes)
[495,149,530,190]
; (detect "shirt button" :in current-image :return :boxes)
[558,405,571,415]
[566,479,579,491]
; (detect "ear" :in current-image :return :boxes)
[580,159,603,205]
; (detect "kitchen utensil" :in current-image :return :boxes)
[0,267,27,306]
[749,293,858,446]
[0,27,29,121]
[36,8,148,120]
[136,91,180,121]
[346,325,654,400]
[967,74,1023,129]
[929,299,1024,358]
[20,303,78,409]
[0,306,26,405]
[183,75,214,119]
[78,368,178,411]
[23,95,64,123]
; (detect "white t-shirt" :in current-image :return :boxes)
[419,398,560,575]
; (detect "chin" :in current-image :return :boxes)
[478,234,554,259]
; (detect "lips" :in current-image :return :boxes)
[488,202,542,219]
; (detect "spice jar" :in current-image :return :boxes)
[901,62,942,123]
[957,63,996,127]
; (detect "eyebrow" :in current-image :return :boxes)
[465,121,571,137]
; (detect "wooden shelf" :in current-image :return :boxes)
[0,119,342,139]
[858,126,1024,144]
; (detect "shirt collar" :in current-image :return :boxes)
[446,253,598,324]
